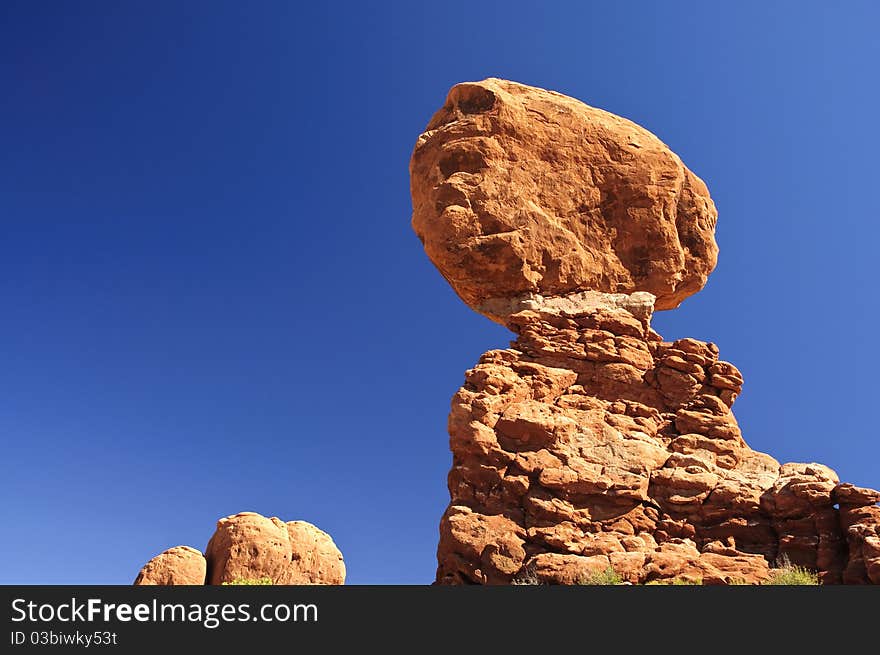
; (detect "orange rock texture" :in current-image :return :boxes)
[133,545,207,585]
[411,78,718,325]
[134,512,345,585]
[412,80,879,585]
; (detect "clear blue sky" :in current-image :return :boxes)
[1,1,878,584]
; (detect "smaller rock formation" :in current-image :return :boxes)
[134,512,345,585]
[205,512,345,585]
[133,546,207,585]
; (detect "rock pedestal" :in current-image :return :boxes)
[434,293,879,584]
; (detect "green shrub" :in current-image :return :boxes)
[222,576,273,585]
[761,555,819,586]
[763,566,819,585]
[579,567,623,585]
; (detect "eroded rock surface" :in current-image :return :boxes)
[410,78,718,324]
[434,294,879,584]
[134,512,345,585]
[133,546,206,585]
[413,79,879,585]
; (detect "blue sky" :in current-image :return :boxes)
[1,1,878,584]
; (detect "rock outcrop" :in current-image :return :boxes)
[133,546,207,585]
[435,293,879,584]
[134,512,345,585]
[205,512,346,585]
[412,79,880,585]
[411,78,718,325]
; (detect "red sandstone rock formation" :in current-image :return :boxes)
[435,294,879,584]
[133,546,206,585]
[412,80,880,585]
[134,512,345,585]
[411,78,718,324]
